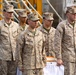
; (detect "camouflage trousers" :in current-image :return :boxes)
[64,61,76,75]
[0,60,17,75]
[23,68,43,75]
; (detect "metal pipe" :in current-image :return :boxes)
[46,0,63,21]
[20,0,32,13]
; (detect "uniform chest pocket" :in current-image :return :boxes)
[38,39,43,46]
[65,27,73,36]
[26,41,33,46]
[12,31,18,38]
[1,31,8,37]
[65,30,73,38]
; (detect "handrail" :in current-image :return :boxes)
[25,0,43,19]
[46,0,63,21]
[20,0,32,13]
[0,14,4,18]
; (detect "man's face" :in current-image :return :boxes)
[67,12,76,22]
[19,16,27,23]
[3,11,13,20]
[43,19,53,27]
[28,20,38,29]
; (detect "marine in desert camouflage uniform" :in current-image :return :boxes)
[17,12,46,75]
[0,4,19,75]
[54,5,76,75]
[38,12,56,58]
[18,10,28,34]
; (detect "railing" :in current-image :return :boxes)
[46,0,63,21]
[25,0,42,19]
